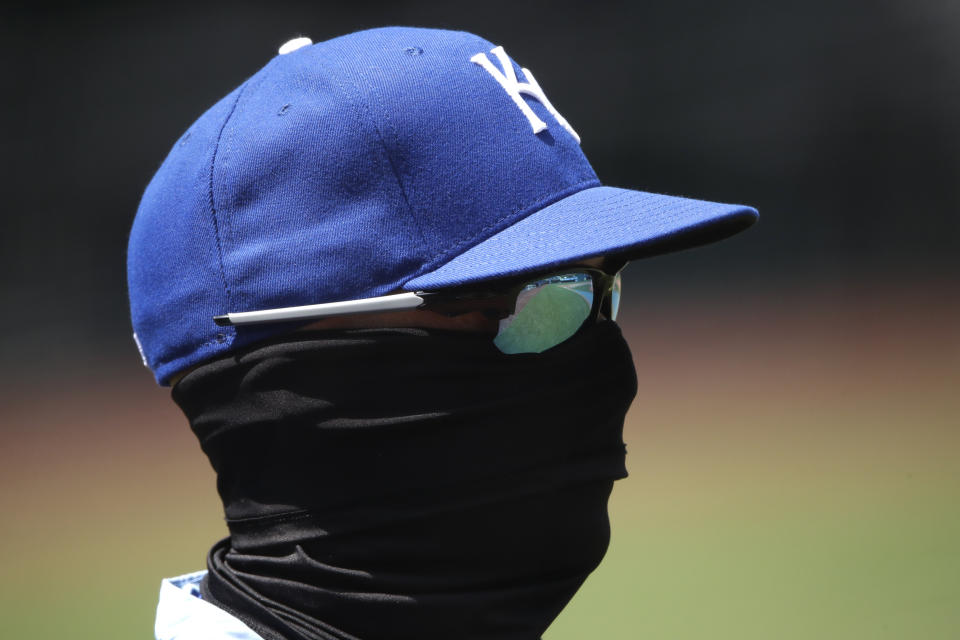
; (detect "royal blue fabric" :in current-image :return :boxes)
[128,85,245,383]
[127,26,757,385]
[405,186,757,289]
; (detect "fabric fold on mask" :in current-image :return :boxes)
[172,322,637,640]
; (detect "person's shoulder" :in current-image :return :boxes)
[155,571,264,640]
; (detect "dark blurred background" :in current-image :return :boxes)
[1,1,957,639]
[2,0,957,372]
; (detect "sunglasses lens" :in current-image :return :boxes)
[611,272,622,321]
[493,273,594,354]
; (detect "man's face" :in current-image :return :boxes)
[169,257,615,387]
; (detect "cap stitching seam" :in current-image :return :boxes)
[228,60,285,242]
[207,82,251,314]
[328,70,431,253]
[364,75,432,250]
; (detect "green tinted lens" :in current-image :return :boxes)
[493,273,594,354]
[610,272,621,321]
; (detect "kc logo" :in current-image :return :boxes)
[471,46,581,144]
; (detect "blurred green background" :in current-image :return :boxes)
[2,0,958,638]
[2,279,957,638]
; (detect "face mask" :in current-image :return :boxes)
[172,321,637,640]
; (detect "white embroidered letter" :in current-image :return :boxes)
[471,46,581,144]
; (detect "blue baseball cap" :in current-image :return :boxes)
[128,26,758,385]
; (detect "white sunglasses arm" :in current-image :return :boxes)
[213,292,426,326]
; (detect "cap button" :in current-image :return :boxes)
[278,37,312,55]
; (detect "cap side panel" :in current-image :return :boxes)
[127,86,246,384]
[210,40,429,316]
[209,61,276,309]
[326,57,430,257]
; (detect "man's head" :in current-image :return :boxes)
[127,26,756,385]
[130,27,759,639]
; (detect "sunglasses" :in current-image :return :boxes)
[213,266,623,354]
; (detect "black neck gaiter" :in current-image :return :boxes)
[172,321,637,640]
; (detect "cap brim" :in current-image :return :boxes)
[403,185,758,290]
